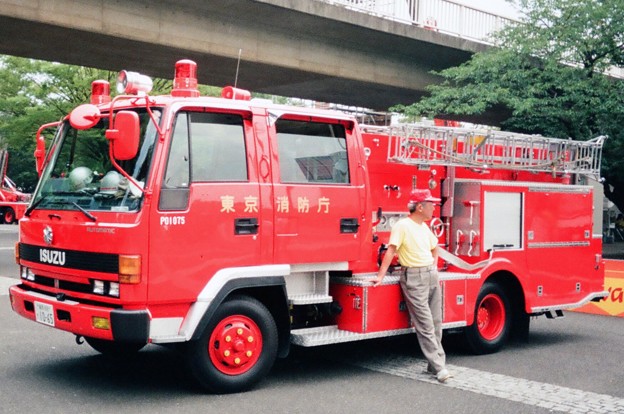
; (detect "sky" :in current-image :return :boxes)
[455,0,520,19]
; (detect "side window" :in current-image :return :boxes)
[189,112,248,182]
[163,113,190,188]
[276,119,349,184]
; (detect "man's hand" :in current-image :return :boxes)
[372,274,384,287]
[374,244,396,287]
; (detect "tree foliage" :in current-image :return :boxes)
[394,0,624,212]
[0,56,224,192]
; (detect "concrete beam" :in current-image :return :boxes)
[0,0,486,110]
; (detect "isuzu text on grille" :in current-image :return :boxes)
[39,249,66,266]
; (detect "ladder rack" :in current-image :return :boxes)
[363,124,605,177]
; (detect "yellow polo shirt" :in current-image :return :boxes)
[388,217,438,267]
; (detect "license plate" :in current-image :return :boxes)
[34,301,55,327]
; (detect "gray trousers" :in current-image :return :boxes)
[400,266,446,374]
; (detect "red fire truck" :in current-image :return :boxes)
[9,60,607,393]
[0,150,30,224]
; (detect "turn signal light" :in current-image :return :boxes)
[119,255,141,284]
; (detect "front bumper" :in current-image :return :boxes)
[9,284,149,343]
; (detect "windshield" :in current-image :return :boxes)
[31,108,161,213]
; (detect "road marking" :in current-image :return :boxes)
[0,246,15,250]
[0,276,18,294]
[347,353,624,414]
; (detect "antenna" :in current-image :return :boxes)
[234,48,242,88]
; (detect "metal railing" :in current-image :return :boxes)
[319,0,624,79]
[321,0,516,44]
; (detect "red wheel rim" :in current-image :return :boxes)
[476,293,505,341]
[208,315,262,375]
[5,210,14,223]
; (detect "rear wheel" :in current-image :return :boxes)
[185,295,278,394]
[465,282,511,354]
[84,337,146,356]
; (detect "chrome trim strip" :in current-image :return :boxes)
[530,291,608,313]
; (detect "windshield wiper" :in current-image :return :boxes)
[24,195,48,217]
[71,202,97,222]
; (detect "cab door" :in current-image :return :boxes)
[269,114,364,264]
[149,109,262,304]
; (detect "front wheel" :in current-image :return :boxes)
[185,295,278,394]
[2,208,15,224]
[465,282,511,354]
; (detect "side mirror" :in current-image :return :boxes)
[69,104,101,130]
[34,121,61,177]
[105,111,140,160]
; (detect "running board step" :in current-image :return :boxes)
[290,325,415,347]
[288,294,333,305]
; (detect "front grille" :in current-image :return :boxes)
[32,275,93,294]
[20,243,119,273]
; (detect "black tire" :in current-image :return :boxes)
[84,337,146,356]
[465,282,511,354]
[185,295,278,394]
[3,208,15,224]
[512,308,531,343]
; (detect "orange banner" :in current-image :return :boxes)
[572,259,624,317]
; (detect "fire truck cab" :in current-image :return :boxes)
[9,60,607,393]
[0,150,30,224]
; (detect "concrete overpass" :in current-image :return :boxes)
[0,0,491,111]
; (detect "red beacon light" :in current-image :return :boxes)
[172,59,200,97]
[117,70,153,95]
[90,80,111,105]
[221,86,251,101]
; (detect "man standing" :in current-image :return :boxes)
[372,188,451,383]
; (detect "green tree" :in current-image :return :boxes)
[394,0,624,212]
[0,57,123,191]
[0,56,227,192]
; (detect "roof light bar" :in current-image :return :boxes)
[117,70,153,95]
[221,86,251,101]
[172,59,200,97]
[90,80,111,104]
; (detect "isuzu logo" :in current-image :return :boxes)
[39,249,66,266]
[43,226,53,246]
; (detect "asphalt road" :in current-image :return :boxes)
[1,225,623,413]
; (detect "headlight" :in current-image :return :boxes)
[92,280,120,298]
[20,267,35,281]
[93,280,105,295]
[109,282,120,298]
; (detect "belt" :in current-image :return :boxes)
[401,265,436,273]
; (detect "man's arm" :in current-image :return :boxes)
[432,245,439,266]
[372,244,397,286]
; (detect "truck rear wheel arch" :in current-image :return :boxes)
[465,272,528,353]
[191,277,290,359]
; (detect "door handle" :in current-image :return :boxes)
[340,218,359,234]
[235,218,259,235]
